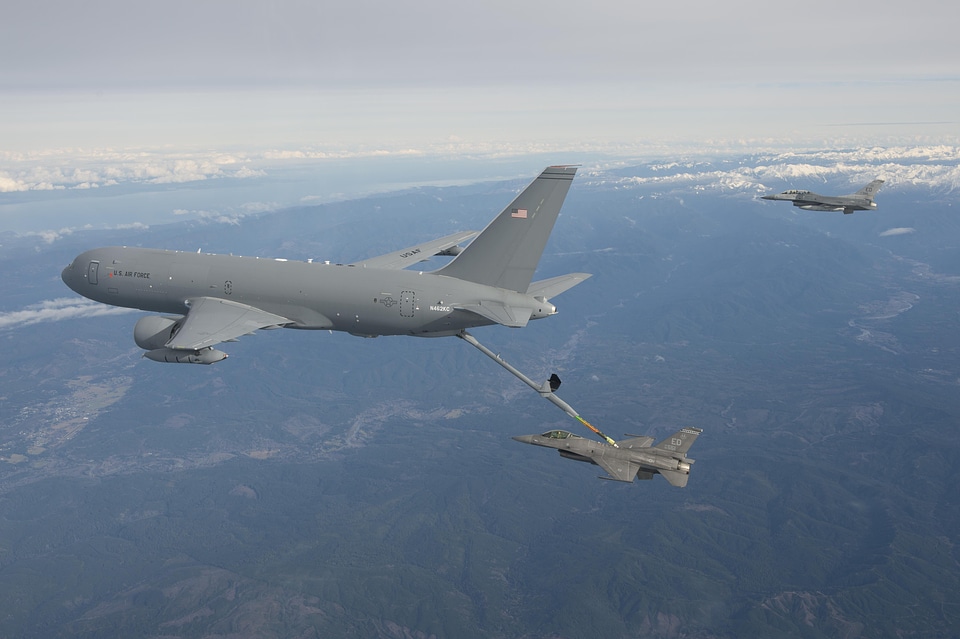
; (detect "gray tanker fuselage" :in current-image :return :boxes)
[62,246,555,337]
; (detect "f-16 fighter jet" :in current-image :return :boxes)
[512,427,702,487]
[761,179,883,214]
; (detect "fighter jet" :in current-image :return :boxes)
[61,166,590,364]
[761,179,884,214]
[512,427,702,487]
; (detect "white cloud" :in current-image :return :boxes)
[239,201,280,214]
[0,173,29,192]
[22,228,74,244]
[0,298,137,331]
[234,166,266,179]
[880,228,916,237]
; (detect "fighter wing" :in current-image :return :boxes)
[165,297,291,350]
[595,457,641,482]
[353,231,477,270]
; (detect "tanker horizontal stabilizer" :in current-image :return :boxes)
[526,273,592,298]
[456,301,533,328]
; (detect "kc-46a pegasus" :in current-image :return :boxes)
[61,166,590,364]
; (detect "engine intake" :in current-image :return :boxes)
[134,315,183,351]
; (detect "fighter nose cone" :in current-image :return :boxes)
[512,435,535,444]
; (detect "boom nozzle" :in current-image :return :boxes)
[458,330,617,446]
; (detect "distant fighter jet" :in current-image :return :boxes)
[512,427,702,487]
[61,166,590,364]
[761,179,884,214]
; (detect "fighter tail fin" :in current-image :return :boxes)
[652,427,702,456]
[852,179,884,199]
[435,166,578,293]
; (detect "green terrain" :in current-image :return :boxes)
[1,162,958,637]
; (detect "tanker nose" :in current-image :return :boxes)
[61,261,77,292]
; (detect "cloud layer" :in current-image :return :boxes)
[0,150,266,193]
[0,298,138,331]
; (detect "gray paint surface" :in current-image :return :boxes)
[761,179,884,214]
[61,166,589,362]
[512,427,703,487]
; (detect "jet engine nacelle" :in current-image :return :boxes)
[134,315,183,351]
[144,347,228,364]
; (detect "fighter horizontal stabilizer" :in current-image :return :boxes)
[526,273,592,299]
[456,301,533,328]
[165,297,293,351]
[659,468,690,488]
[353,230,477,270]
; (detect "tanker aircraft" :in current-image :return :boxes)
[761,179,884,214]
[61,166,590,364]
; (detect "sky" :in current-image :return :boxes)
[1,0,959,232]
[2,0,958,149]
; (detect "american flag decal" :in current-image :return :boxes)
[511,208,528,218]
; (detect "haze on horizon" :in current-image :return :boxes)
[1,0,957,154]
[1,0,958,235]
